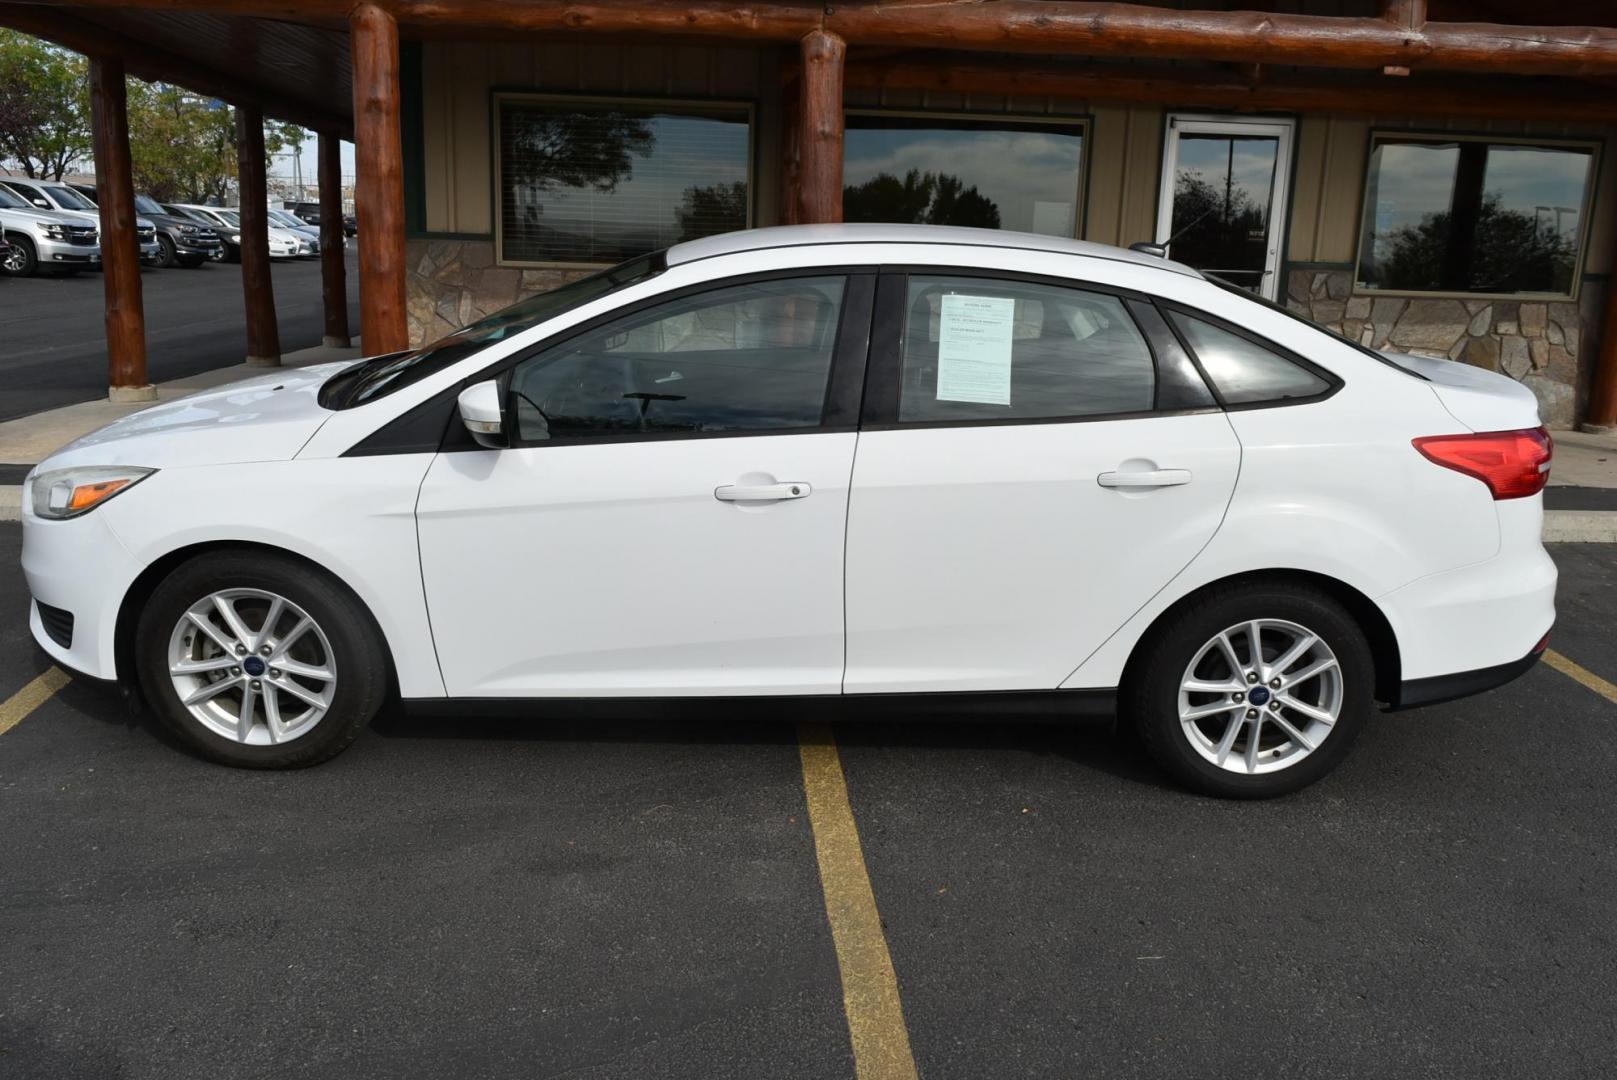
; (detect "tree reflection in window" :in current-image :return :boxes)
[1357,138,1593,296]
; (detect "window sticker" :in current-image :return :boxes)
[935,294,1015,405]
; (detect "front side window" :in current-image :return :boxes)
[43,184,96,211]
[897,276,1154,423]
[509,276,845,441]
[1356,135,1596,297]
[1169,311,1330,405]
[843,113,1086,236]
[496,94,752,267]
[133,193,166,215]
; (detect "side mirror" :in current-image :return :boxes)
[457,380,507,449]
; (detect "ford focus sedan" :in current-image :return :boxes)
[20,225,1555,797]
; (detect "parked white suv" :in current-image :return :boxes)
[0,182,101,276]
[0,177,160,265]
[19,225,1555,797]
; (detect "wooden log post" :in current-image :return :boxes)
[350,1,408,353]
[797,30,845,225]
[88,55,153,402]
[235,105,281,366]
[1586,273,1617,431]
[318,131,351,348]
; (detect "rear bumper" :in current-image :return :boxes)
[1390,640,1547,711]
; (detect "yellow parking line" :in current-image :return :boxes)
[0,667,71,738]
[797,722,919,1080]
[1543,649,1617,707]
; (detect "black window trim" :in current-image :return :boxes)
[859,264,1222,432]
[344,266,877,457]
[1153,297,1343,412]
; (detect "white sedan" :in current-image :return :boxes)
[20,225,1555,797]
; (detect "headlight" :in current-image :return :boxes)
[179,224,197,234]
[41,224,67,240]
[230,234,240,243]
[30,466,156,520]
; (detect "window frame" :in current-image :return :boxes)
[491,91,757,271]
[842,107,1092,239]
[1154,297,1343,412]
[1351,130,1603,302]
[859,266,1224,431]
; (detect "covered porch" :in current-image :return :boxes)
[6,0,1617,428]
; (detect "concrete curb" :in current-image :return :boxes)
[4,484,1616,541]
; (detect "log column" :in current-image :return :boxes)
[235,104,281,366]
[318,131,351,348]
[1586,274,1617,431]
[350,1,408,352]
[88,55,152,402]
[797,30,845,224]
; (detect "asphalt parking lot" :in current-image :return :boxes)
[0,250,360,422]
[2,525,1615,1079]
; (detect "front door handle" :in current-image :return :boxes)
[714,482,812,502]
[1097,469,1192,489]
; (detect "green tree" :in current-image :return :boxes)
[0,30,90,179]
[125,84,306,203]
[675,180,747,242]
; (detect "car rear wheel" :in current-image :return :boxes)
[135,552,389,768]
[2,234,37,276]
[154,234,178,268]
[1127,583,1373,799]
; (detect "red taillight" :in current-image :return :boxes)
[1412,426,1553,500]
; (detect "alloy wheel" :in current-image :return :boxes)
[166,588,337,745]
[1177,618,1344,775]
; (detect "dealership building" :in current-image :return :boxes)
[4,0,1617,429]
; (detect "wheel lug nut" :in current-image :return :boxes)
[269,668,281,678]
[234,644,246,655]
[1233,692,1244,703]
[1246,672,1258,684]
[1270,700,1281,710]
[1269,677,1281,689]
[259,645,272,656]
[250,680,262,691]
[230,666,241,676]
[1246,708,1258,719]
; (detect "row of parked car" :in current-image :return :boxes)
[0,175,356,278]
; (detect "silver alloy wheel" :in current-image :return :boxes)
[1177,618,1343,775]
[1,244,25,273]
[166,588,337,746]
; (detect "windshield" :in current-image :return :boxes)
[0,186,25,210]
[216,210,240,227]
[44,184,96,210]
[270,210,305,228]
[320,252,666,410]
[133,193,165,215]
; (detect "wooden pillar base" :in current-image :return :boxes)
[108,384,157,404]
[245,355,282,367]
[322,334,353,348]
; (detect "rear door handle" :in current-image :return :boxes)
[714,482,812,502]
[1097,469,1192,489]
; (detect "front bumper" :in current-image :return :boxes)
[34,236,100,265]
[21,495,143,682]
[175,236,222,256]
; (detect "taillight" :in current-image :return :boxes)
[1412,426,1553,500]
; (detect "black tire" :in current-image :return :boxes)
[154,234,178,269]
[1126,582,1374,799]
[134,551,389,769]
[2,234,37,277]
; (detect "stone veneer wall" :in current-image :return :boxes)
[406,238,592,347]
[406,242,1598,429]
[1286,268,1601,429]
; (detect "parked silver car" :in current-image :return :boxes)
[0,177,160,265]
[0,183,101,276]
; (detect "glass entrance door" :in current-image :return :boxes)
[1155,115,1294,300]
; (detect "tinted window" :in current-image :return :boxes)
[497,95,750,265]
[898,276,1154,423]
[1169,312,1330,405]
[509,276,845,441]
[0,186,26,210]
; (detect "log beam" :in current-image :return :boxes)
[318,131,351,348]
[236,105,282,367]
[1588,275,1617,430]
[15,0,1617,79]
[797,30,843,225]
[843,57,1617,124]
[0,4,351,136]
[88,55,152,402]
[351,1,409,352]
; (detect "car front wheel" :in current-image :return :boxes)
[2,235,37,276]
[1127,583,1373,799]
[135,552,389,768]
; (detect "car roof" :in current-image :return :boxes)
[665,224,1202,279]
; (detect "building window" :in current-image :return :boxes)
[1355,134,1597,299]
[842,111,1087,237]
[495,94,752,267]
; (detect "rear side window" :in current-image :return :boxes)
[898,276,1155,423]
[1169,312,1331,405]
